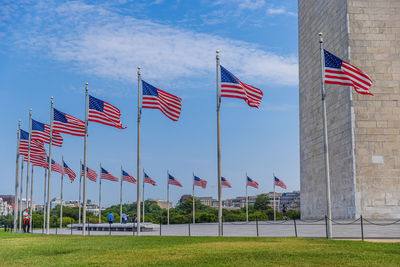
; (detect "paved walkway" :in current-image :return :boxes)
[32,219,400,240]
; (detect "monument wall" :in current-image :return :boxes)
[299,0,400,219]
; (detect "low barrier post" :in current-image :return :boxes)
[88,221,90,235]
[56,227,58,235]
[222,217,224,237]
[109,223,111,236]
[325,215,328,239]
[294,218,298,238]
[159,216,162,236]
[71,225,73,235]
[188,221,191,237]
[256,216,259,237]
[360,215,364,241]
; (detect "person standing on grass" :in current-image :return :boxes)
[23,209,30,233]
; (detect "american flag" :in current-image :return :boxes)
[19,130,47,158]
[88,95,126,129]
[194,175,207,189]
[63,161,76,182]
[168,174,182,187]
[53,108,85,136]
[324,50,373,95]
[81,165,98,182]
[122,170,136,184]
[142,80,182,121]
[246,176,259,189]
[220,65,263,108]
[221,176,232,188]
[274,176,287,189]
[144,172,156,186]
[46,157,65,175]
[31,119,63,147]
[100,168,119,182]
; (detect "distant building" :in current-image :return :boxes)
[280,191,300,212]
[149,199,172,209]
[0,198,12,216]
[0,195,15,210]
[198,197,214,206]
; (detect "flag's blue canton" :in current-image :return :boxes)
[63,162,69,168]
[54,108,68,123]
[324,50,342,69]
[220,65,239,84]
[274,176,280,182]
[247,176,253,182]
[89,95,105,112]
[144,172,150,178]
[81,164,88,171]
[122,170,129,176]
[32,119,45,132]
[101,167,108,174]
[20,129,29,140]
[221,177,227,181]
[194,176,201,182]
[142,80,159,97]
[168,174,175,180]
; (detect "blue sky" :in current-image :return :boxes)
[0,0,299,207]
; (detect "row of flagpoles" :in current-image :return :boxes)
[13,52,264,236]
[13,39,373,237]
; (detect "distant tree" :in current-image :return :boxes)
[254,195,270,211]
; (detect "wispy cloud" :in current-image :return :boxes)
[266,6,297,16]
[0,1,298,89]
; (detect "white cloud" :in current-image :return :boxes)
[1,1,298,88]
[267,7,297,16]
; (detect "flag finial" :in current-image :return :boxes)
[216,50,219,54]
[319,32,323,43]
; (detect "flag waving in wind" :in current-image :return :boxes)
[89,95,126,129]
[46,158,65,175]
[168,174,182,187]
[220,65,263,108]
[32,119,63,147]
[53,108,85,136]
[122,170,136,184]
[274,176,287,189]
[324,50,373,95]
[142,80,182,121]
[194,176,207,189]
[144,172,156,186]
[100,168,119,182]
[19,129,47,163]
[63,161,76,182]
[81,165,98,182]
[246,176,259,189]
[221,176,232,188]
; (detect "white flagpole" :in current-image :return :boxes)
[82,83,89,236]
[98,163,102,224]
[136,67,142,236]
[26,109,32,224]
[30,165,34,231]
[216,50,223,236]
[319,32,333,238]
[120,166,123,223]
[192,172,195,224]
[60,156,64,229]
[78,159,82,225]
[273,174,276,221]
[142,169,145,223]
[43,168,47,232]
[19,156,24,232]
[246,173,248,222]
[167,170,170,225]
[14,120,21,232]
[46,97,54,234]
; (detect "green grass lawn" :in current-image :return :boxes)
[0,232,399,266]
